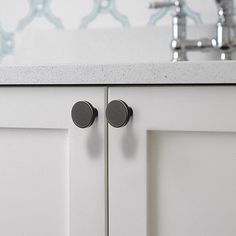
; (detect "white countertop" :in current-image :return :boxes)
[0,61,236,85]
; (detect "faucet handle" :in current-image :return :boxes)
[149,0,183,9]
[149,2,175,9]
[149,0,202,24]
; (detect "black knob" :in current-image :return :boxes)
[106,100,133,128]
[71,101,98,128]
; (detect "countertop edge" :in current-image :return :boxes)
[0,61,236,85]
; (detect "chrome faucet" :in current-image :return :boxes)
[149,0,236,61]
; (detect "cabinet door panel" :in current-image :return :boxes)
[0,87,106,236]
[108,86,236,236]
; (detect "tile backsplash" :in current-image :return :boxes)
[0,0,235,62]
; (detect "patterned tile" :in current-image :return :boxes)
[80,0,129,29]
[0,0,236,62]
[0,25,14,61]
[17,0,63,31]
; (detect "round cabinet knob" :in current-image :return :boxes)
[106,100,133,128]
[71,101,98,128]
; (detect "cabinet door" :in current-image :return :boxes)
[109,86,236,236]
[0,87,106,236]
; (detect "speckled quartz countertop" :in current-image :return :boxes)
[0,61,236,85]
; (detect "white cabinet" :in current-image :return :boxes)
[0,85,236,236]
[108,86,236,236]
[0,87,106,236]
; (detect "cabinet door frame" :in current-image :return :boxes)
[108,85,236,236]
[0,86,107,236]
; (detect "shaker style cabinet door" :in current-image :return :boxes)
[0,87,106,236]
[108,86,236,236]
